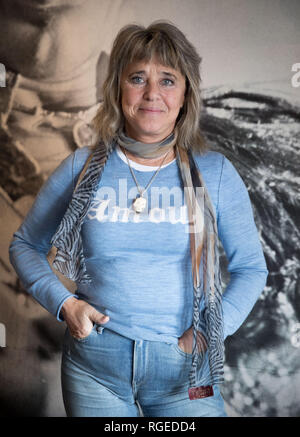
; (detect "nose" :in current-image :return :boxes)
[143,80,161,101]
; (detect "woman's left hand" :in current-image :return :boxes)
[178,327,208,354]
[178,327,194,354]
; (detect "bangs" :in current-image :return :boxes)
[122,31,184,75]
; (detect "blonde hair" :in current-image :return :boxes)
[92,21,208,154]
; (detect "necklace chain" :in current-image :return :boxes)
[122,147,172,197]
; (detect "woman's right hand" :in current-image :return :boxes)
[60,297,109,340]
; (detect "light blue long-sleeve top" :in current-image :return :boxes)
[9,144,268,342]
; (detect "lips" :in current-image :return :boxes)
[139,108,164,113]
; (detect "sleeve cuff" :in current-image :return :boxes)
[56,293,79,322]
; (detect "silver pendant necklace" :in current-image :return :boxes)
[121,147,172,213]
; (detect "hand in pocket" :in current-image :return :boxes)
[178,326,194,354]
[178,327,207,354]
[60,297,109,340]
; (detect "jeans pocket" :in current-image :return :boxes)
[172,342,193,359]
[71,324,98,343]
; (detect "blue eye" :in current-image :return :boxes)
[130,76,144,84]
[161,78,174,86]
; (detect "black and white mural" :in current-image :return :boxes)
[0,0,299,417]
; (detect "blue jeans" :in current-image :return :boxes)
[61,324,227,417]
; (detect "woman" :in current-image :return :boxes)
[9,21,268,417]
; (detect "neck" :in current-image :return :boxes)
[119,131,177,166]
[120,146,176,167]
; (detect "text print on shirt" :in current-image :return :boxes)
[87,178,204,232]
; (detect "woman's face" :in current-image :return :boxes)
[120,59,186,143]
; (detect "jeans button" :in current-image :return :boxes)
[96,326,104,334]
